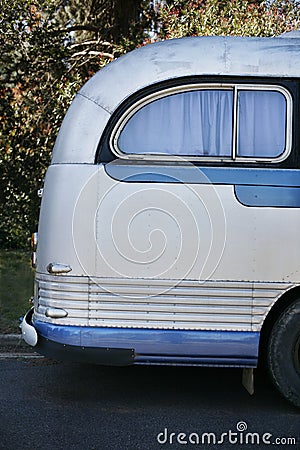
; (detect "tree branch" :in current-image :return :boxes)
[58,25,100,33]
[70,40,114,49]
[71,50,114,59]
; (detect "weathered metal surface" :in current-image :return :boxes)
[52,36,300,164]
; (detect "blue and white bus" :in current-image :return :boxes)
[22,34,300,407]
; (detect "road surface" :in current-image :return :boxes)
[0,357,299,449]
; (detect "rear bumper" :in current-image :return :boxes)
[37,335,135,365]
[21,308,135,365]
[21,309,259,367]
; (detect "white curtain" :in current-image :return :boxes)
[118,90,233,156]
[237,90,286,157]
[118,88,286,159]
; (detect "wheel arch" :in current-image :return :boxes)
[259,284,300,363]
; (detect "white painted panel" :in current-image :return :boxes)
[39,163,300,287]
[37,164,100,275]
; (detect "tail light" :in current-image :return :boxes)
[31,232,38,268]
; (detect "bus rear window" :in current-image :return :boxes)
[114,85,290,162]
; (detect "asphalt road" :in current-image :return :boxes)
[0,357,299,450]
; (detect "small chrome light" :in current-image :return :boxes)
[45,307,68,319]
[31,252,37,268]
[47,263,72,274]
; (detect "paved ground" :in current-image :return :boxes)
[0,333,41,359]
[0,353,299,450]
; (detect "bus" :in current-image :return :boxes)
[22,34,300,408]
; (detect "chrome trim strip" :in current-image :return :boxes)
[34,273,293,333]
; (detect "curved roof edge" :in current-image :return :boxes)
[279,29,300,38]
[52,35,300,164]
[80,36,300,113]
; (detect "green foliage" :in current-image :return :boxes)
[0,250,34,333]
[159,0,299,38]
[0,0,80,248]
[56,0,153,77]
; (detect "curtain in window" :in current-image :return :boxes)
[237,90,286,158]
[118,90,233,156]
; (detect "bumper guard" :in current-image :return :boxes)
[21,307,38,347]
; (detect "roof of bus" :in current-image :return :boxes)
[52,35,300,164]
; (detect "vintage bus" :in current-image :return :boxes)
[22,34,300,407]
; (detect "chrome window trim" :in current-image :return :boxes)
[109,83,293,163]
[232,86,238,161]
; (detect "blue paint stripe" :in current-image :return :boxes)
[33,320,259,362]
[105,164,300,187]
[235,185,300,207]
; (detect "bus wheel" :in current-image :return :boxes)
[267,300,300,408]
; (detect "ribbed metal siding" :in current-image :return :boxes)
[34,273,292,332]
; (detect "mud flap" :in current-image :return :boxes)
[242,368,254,395]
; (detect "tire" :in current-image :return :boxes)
[267,300,300,408]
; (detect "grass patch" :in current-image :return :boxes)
[0,250,34,333]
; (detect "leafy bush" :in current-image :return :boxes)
[159,0,300,38]
[0,250,34,333]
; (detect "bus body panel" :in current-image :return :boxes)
[37,163,300,283]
